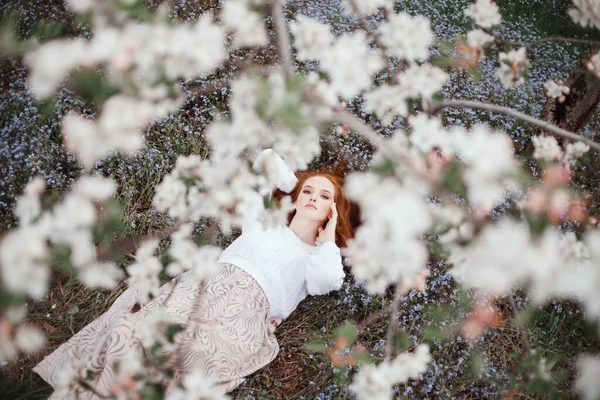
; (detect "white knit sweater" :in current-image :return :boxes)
[217,150,345,320]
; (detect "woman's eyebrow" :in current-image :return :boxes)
[303,185,332,195]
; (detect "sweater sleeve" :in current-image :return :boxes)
[243,149,298,232]
[305,242,345,295]
[253,149,298,194]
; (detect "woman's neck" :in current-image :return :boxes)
[288,216,320,246]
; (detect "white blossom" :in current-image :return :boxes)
[221,0,268,49]
[496,47,530,88]
[409,114,452,155]
[587,52,600,78]
[53,359,89,398]
[364,84,408,126]
[317,31,384,99]
[576,355,600,400]
[73,176,117,200]
[466,29,494,49]
[464,0,501,28]
[378,13,433,61]
[259,195,294,229]
[273,126,322,171]
[564,141,590,167]
[62,95,181,169]
[166,370,229,400]
[449,218,562,295]
[532,135,564,162]
[350,344,430,400]
[398,63,448,99]
[126,239,163,304]
[340,0,391,16]
[65,0,98,13]
[139,308,184,352]
[364,64,445,127]
[544,80,570,103]
[343,172,432,293]
[0,225,49,299]
[290,16,335,61]
[23,39,85,98]
[15,325,46,354]
[569,0,600,30]
[165,224,222,280]
[110,347,145,398]
[79,262,124,289]
[14,177,45,225]
[452,125,517,209]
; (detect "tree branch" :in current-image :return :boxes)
[430,99,600,153]
[507,295,532,353]
[332,109,387,148]
[271,0,293,81]
[524,36,600,50]
[384,284,402,361]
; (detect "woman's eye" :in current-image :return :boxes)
[321,195,329,200]
[303,190,311,194]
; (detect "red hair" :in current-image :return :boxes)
[273,162,360,248]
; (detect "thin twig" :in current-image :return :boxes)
[524,36,600,49]
[507,295,532,353]
[384,285,403,361]
[271,0,293,81]
[475,25,599,51]
[431,99,600,153]
[357,302,393,334]
[333,109,387,148]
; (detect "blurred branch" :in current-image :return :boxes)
[507,295,532,353]
[332,109,387,148]
[523,36,600,50]
[384,284,403,361]
[430,99,600,153]
[270,0,293,81]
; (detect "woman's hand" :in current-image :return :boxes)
[317,203,337,244]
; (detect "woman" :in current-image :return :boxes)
[33,149,357,398]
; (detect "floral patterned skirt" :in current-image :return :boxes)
[33,263,280,399]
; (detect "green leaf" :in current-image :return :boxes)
[304,339,326,353]
[372,157,395,176]
[51,243,77,275]
[524,211,550,237]
[393,331,411,351]
[354,353,373,365]
[139,383,164,400]
[166,323,184,343]
[30,19,71,40]
[469,347,485,380]
[67,305,80,315]
[469,66,483,82]
[74,68,120,105]
[333,321,357,344]
[526,378,553,394]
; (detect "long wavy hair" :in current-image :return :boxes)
[273,162,361,248]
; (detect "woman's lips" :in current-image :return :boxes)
[305,204,317,210]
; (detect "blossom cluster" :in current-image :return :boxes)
[3,0,600,397]
[464,0,501,28]
[496,47,530,87]
[544,80,570,103]
[349,344,431,399]
[568,0,600,30]
[532,134,590,168]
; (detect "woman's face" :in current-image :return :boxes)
[294,176,335,223]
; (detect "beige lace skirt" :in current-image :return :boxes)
[33,263,280,399]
